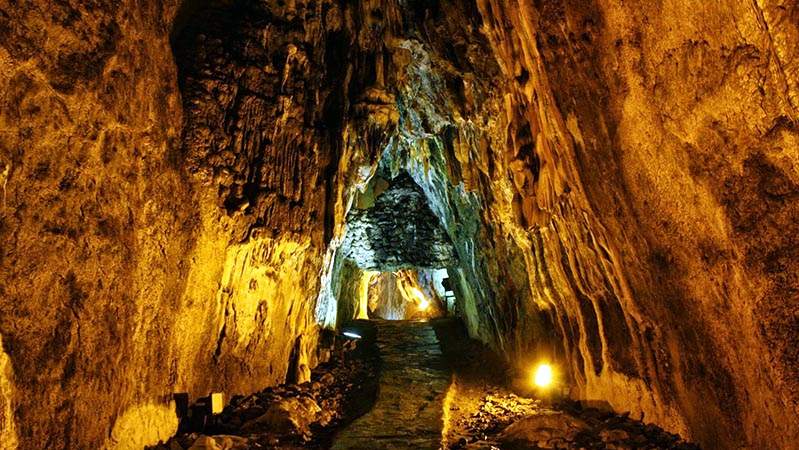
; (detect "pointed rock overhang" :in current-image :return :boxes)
[342,172,458,271]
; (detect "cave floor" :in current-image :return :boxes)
[331,320,451,449]
[153,318,701,450]
[431,319,701,450]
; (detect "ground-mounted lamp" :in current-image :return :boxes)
[342,331,362,339]
[533,363,554,389]
[175,392,226,432]
[210,392,225,415]
[526,362,569,401]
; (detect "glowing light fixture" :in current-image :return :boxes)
[342,331,362,339]
[418,297,430,311]
[408,286,431,311]
[533,363,554,389]
[210,392,225,414]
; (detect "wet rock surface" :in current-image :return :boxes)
[332,320,451,449]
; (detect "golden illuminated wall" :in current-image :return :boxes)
[467,1,799,448]
[0,1,796,449]
[0,334,18,450]
[363,270,444,320]
[0,1,342,448]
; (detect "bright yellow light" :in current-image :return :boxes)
[418,297,430,311]
[533,363,554,388]
[408,286,430,311]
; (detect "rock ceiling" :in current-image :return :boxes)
[0,0,797,449]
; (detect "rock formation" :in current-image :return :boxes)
[0,0,796,449]
[342,173,458,271]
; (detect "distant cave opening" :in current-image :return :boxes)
[357,268,453,321]
[332,170,461,323]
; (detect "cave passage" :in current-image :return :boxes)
[331,320,450,449]
[112,3,702,447]
[337,171,458,322]
[353,269,452,321]
[2,0,797,449]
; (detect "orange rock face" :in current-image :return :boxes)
[470,1,799,448]
[0,0,797,449]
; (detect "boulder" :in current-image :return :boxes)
[241,396,322,435]
[499,413,588,449]
[187,435,249,450]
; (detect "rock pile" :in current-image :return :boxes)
[434,320,699,450]
[450,395,701,450]
[148,323,379,450]
[456,392,542,439]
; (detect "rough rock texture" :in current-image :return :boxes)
[153,320,380,450]
[0,334,16,449]
[1,0,797,449]
[367,272,408,320]
[0,1,342,448]
[499,413,589,449]
[366,270,447,320]
[0,1,469,448]
[325,1,799,448]
[0,2,189,448]
[342,173,457,271]
[466,1,799,448]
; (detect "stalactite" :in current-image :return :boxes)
[0,0,796,449]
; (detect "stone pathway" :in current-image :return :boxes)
[332,320,451,450]
[150,318,699,450]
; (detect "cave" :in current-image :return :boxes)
[0,0,798,449]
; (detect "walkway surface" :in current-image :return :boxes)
[332,320,450,450]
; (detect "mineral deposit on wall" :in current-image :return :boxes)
[0,0,796,449]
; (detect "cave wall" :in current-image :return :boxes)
[0,1,192,448]
[0,1,353,448]
[467,0,799,448]
[0,1,458,448]
[341,172,458,271]
[0,0,797,449]
[0,333,16,448]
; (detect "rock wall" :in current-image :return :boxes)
[0,334,17,450]
[0,2,191,448]
[0,0,797,449]
[0,1,468,448]
[467,0,799,448]
[0,1,344,448]
[342,173,457,271]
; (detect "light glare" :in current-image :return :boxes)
[418,297,430,311]
[408,286,431,311]
[533,363,554,388]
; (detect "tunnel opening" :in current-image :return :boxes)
[333,170,460,323]
[3,0,795,448]
[353,268,453,321]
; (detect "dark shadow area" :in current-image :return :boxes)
[148,322,381,449]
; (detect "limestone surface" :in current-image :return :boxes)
[0,0,797,449]
[342,173,458,271]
